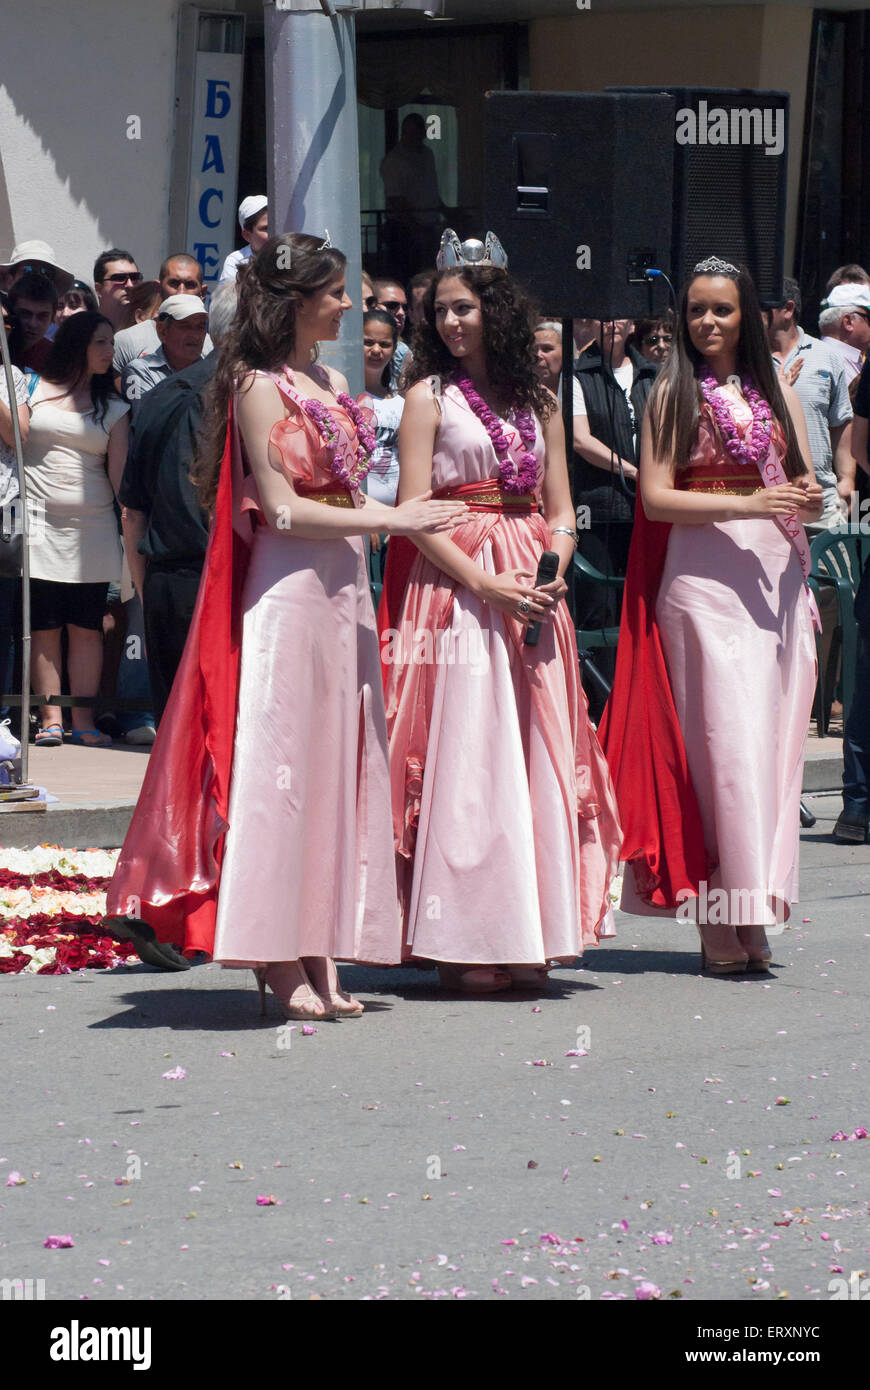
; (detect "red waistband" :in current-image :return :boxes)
[433,479,537,513]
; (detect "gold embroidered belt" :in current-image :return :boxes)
[301,488,356,508]
[434,485,537,512]
[682,482,762,496]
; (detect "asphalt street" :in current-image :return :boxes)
[1,791,868,1304]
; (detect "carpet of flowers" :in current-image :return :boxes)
[0,846,139,975]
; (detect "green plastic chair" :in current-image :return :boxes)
[807,530,866,736]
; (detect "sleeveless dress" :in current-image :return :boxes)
[107,366,400,965]
[384,382,621,964]
[615,392,817,924]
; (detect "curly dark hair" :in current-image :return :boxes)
[41,312,118,428]
[404,266,554,421]
[193,232,347,511]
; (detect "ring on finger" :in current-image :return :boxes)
[518,599,531,615]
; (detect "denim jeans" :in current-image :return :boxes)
[116,594,155,734]
[842,632,870,815]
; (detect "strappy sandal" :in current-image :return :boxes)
[35,724,63,746]
[68,728,112,747]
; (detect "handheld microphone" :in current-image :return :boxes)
[523,550,560,647]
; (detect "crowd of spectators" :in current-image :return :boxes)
[3,209,870,823]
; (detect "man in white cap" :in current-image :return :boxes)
[120,296,210,403]
[819,283,870,385]
[0,240,75,295]
[112,252,211,379]
[218,196,268,283]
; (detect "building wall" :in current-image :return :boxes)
[528,4,814,270]
[0,0,237,284]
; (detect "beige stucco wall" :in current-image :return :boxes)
[0,0,239,284]
[529,4,814,269]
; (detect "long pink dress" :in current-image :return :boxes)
[384,382,621,964]
[212,367,400,966]
[621,392,816,924]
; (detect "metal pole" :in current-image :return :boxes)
[0,323,30,785]
[264,0,364,394]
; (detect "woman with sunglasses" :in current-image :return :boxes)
[601,258,822,974]
[632,314,674,366]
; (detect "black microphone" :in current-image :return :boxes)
[523,549,560,647]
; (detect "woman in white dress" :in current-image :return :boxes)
[24,312,128,746]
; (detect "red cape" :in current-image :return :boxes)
[597,497,709,908]
[105,409,250,954]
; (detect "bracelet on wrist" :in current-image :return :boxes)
[550,526,578,546]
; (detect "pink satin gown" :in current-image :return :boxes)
[622,393,816,924]
[212,367,401,966]
[384,381,622,965]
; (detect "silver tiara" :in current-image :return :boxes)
[693,256,739,276]
[436,228,508,272]
[317,229,332,252]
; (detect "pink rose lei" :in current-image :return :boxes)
[454,376,539,493]
[301,393,377,492]
[698,366,773,467]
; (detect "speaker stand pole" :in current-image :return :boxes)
[561,317,577,622]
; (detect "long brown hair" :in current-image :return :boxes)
[649,264,806,479]
[405,265,554,421]
[193,232,347,510]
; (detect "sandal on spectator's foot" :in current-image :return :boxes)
[69,729,112,747]
[35,724,63,746]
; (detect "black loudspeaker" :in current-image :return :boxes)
[609,87,789,304]
[483,92,675,319]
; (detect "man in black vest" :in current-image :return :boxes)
[573,319,658,716]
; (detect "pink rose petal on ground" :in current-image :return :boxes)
[849,1127,868,1140]
[565,1049,588,1058]
[44,1234,75,1248]
[162,1066,186,1080]
[256,1194,278,1206]
[635,1281,661,1300]
[301,1025,317,1036]
[651,1231,672,1245]
[5,1171,24,1186]
[830,1131,849,1142]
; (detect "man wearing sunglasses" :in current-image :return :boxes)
[94,248,142,330]
[373,277,411,389]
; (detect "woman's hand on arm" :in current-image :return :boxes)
[0,395,28,450]
[238,376,465,541]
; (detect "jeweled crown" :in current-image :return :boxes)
[693,256,740,276]
[436,228,508,272]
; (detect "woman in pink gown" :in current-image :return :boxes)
[600,258,822,973]
[384,233,621,992]
[106,233,464,1017]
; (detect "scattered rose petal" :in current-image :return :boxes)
[635,1281,661,1300]
[44,1234,75,1248]
[162,1066,186,1080]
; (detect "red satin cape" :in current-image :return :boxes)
[597,496,709,908]
[105,409,249,955]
